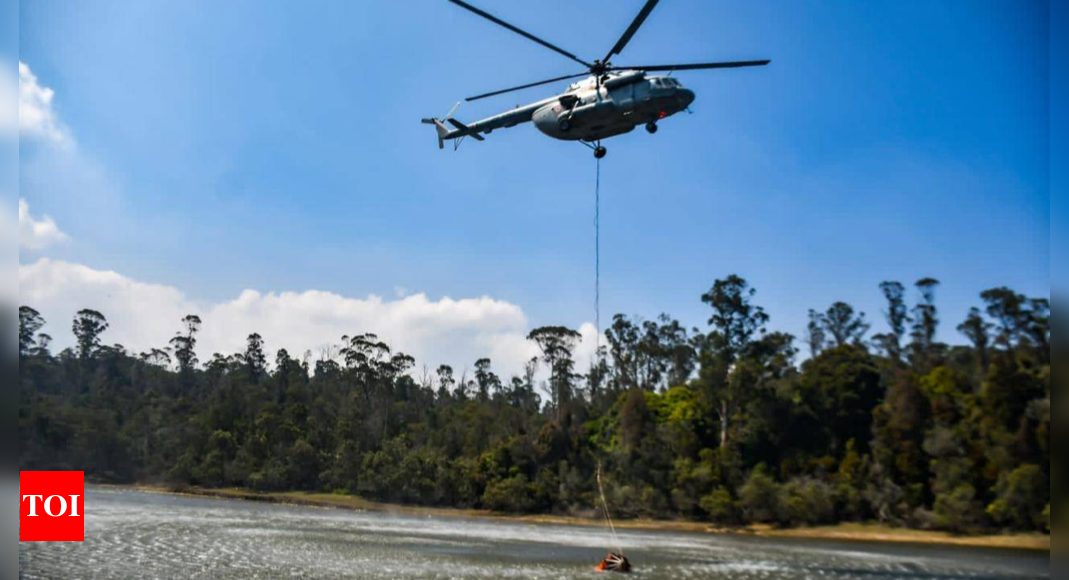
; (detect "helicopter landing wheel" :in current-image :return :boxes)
[645,121,658,134]
[594,146,607,159]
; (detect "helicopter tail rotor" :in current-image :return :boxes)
[421,101,465,149]
[421,118,452,150]
[420,118,451,149]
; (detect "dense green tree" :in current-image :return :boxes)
[833,440,867,520]
[16,277,1049,533]
[605,315,641,391]
[821,302,870,348]
[657,315,697,389]
[636,319,668,391]
[934,483,983,533]
[604,314,696,393]
[527,326,581,422]
[473,358,500,402]
[436,364,455,401]
[873,281,909,362]
[19,306,45,358]
[32,333,53,357]
[957,307,992,374]
[1024,298,1049,361]
[739,465,780,524]
[873,371,929,505]
[979,288,1048,363]
[779,477,835,527]
[72,309,109,361]
[699,275,768,450]
[724,331,798,472]
[700,275,768,365]
[981,353,1045,434]
[243,333,267,383]
[170,314,202,376]
[987,464,1047,531]
[981,287,1030,348]
[140,348,172,368]
[699,487,738,524]
[909,278,941,369]
[800,345,881,456]
[805,309,826,358]
[586,347,612,403]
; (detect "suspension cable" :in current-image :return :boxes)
[595,151,601,355]
[597,461,624,556]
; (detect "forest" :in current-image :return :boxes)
[18,276,1050,534]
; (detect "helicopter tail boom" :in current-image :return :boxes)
[446,118,485,141]
[422,115,485,150]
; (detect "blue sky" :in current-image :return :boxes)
[14,1,1050,371]
[1052,0,1065,292]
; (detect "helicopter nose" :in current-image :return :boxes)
[679,88,695,107]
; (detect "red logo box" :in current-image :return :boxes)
[20,471,85,542]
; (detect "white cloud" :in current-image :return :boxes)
[18,62,71,145]
[20,258,191,350]
[19,199,70,250]
[18,258,597,378]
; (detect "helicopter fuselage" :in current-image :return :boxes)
[438,71,694,146]
[532,72,694,142]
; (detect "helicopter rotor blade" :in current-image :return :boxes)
[603,0,661,64]
[617,60,771,72]
[465,72,589,102]
[448,0,592,69]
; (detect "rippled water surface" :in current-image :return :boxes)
[20,488,1048,580]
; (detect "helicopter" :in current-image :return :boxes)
[424,0,769,158]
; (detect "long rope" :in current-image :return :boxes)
[593,157,621,557]
[595,153,601,355]
[596,462,624,556]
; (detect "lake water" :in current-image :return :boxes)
[19,488,1048,580]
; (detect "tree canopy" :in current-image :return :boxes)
[17,276,1049,533]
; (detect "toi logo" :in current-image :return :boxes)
[20,471,85,542]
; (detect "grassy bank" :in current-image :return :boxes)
[748,523,1049,551]
[101,485,1049,552]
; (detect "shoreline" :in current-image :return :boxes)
[96,484,1050,552]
